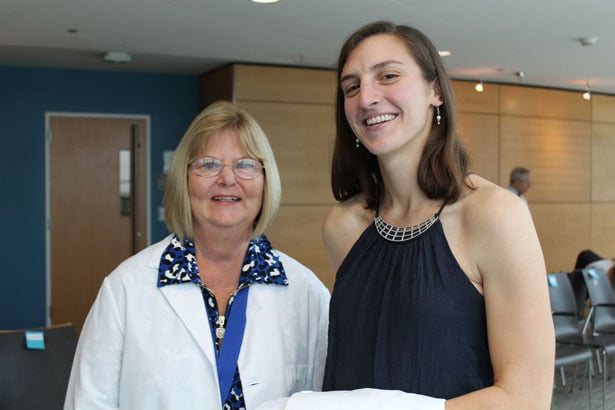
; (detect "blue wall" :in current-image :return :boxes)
[0,66,200,329]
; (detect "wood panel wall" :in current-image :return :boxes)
[200,64,615,289]
[454,81,615,273]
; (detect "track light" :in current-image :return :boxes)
[583,81,591,100]
[474,78,484,93]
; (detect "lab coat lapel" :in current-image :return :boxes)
[159,284,217,365]
[147,236,216,365]
[238,285,264,365]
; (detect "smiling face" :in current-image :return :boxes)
[188,128,264,236]
[340,34,442,158]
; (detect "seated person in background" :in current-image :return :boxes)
[574,249,615,287]
[64,101,330,410]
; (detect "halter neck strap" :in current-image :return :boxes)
[435,200,447,217]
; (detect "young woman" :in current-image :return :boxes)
[257,20,554,410]
[320,20,554,409]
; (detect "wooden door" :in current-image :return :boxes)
[49,116,148,333]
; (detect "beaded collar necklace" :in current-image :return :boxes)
[374,211,439,242]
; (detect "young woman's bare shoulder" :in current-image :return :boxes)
[324,194,372,235]
[457,174,535,263]
[323,194,374,272]
[448,174,537,287]
[461,174,528,224]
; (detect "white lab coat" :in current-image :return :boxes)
[64,235,330,410]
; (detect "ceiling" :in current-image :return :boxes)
[3,0,615,95]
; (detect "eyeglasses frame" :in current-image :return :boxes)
[188,156,265,180]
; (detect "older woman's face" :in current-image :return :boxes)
[188,128,264,236]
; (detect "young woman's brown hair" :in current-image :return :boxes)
[331,20,472,209]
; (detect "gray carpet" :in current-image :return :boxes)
[552,358,615,410]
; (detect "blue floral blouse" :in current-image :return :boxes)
[157,234,288,409]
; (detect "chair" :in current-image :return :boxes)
[0,323,77,410]
[582,268,615,336]
[549,272,615,410]
[548,273,595,408]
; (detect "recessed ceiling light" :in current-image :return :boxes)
[438,50,451,57]
[579,36,598,47]
[103,52,132,64]
[251,0,280,3]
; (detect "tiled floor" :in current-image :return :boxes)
[552,359,615,409]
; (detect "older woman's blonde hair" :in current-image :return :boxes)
[163,100,281,240]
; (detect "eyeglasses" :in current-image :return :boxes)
[189,157,264,180]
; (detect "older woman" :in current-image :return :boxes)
[64,101,330,410]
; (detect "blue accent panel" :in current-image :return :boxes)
[0,66,200,329]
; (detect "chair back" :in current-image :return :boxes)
[0,323,77,410]
[548,272,579,315]
[582,268,615,305]
[582,268,615,334]
[548,273,585,339]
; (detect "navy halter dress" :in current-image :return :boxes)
[322,206,494,399]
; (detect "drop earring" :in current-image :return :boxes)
[355,138,360,148]
[436,106,442,125]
